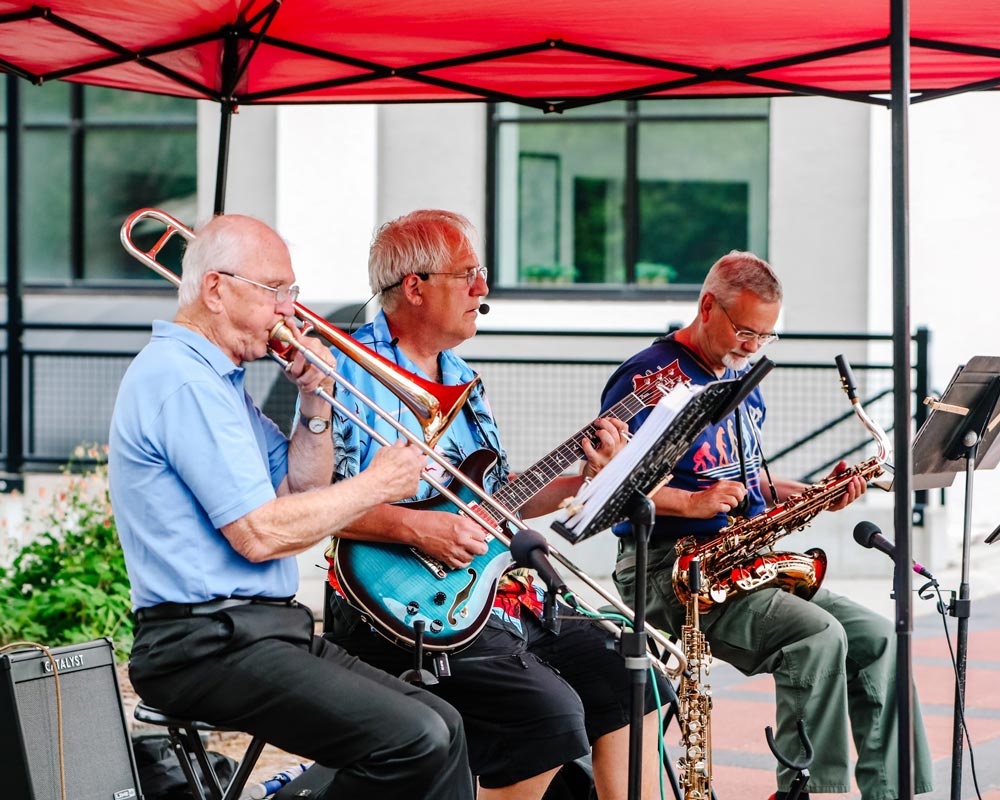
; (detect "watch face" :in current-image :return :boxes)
[308,417,330,434]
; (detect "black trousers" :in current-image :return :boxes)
[129,602,473,800]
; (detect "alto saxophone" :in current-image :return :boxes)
[676,556,712,800]
[673,356,891,610]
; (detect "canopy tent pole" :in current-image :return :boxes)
[213,100,233,215]
[3,74,24,491]
[213,29,241,214]
[890,0,915,795]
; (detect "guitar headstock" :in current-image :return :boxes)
[632,360,688,407]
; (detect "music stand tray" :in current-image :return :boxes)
[912,356,1000,489]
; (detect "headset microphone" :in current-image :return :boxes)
[478,303,491,315]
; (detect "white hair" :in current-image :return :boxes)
[369,210,477,312]
[700,250,783,306]
[177,214,282,307]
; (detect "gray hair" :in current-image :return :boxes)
[177,214,281,307]
[700,250,783,306]
[369,210,477,311]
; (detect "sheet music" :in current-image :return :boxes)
[552,382,701,538]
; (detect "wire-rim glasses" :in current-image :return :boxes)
[217,271,301,304]
[717,301,778,346]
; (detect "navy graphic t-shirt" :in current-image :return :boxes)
[599,334,767,542]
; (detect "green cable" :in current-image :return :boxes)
[565,595,668,800]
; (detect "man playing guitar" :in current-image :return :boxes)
[323,209,665,800]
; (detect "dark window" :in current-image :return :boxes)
[490,99,770,295]
[1,80,197,286]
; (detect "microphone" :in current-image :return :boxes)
[389,337,399,347]
[509,529,569,597]
[478,303,490,314]
[853,521,935,580]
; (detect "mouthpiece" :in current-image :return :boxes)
[268,320,297,359]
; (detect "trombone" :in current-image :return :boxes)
[121,208,686,678]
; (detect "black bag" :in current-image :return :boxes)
[132,734,238,800]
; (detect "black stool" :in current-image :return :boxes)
[134,701,266,800]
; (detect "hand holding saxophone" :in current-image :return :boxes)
[822,460,867,511]
[653,479,748,518]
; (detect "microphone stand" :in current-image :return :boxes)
[942,375,1000,800]
[622,492,655,800]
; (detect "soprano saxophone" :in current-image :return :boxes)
[676,556,712,800]
[673,355,891,610]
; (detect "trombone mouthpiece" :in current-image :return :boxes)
[268,320,297,359]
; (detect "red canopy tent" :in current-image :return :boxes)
[2,1,994,796]
[2,0,999,103]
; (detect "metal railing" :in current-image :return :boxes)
[0,321,932,494]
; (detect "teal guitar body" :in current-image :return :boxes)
[334,450,511,651]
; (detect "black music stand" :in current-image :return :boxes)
[908,356,1000,800]
[551,357,774,800]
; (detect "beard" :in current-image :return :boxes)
[722,352,751,371]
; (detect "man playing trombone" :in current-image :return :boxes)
[324,209,665,800]
[110,213,474,800]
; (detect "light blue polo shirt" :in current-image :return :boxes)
[109,320,296,609]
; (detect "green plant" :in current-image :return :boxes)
[521,263,578,284]
[0,446,133,661]
[635,261,677,285]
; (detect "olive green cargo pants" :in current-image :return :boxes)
[613,541,933,799]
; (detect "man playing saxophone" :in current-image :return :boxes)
[601,251,933,800]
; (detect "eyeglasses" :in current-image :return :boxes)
[417,265,488,287]
[717,301,778,346]
[217,271,300,305]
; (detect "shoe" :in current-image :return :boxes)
[770,793,810,800]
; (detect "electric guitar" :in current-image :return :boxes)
[333,362,683,651]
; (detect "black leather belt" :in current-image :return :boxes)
[133,596,295,623]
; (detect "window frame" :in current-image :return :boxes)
[1,82,196,291]
[485,99,770,301]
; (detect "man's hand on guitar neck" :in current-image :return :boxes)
[580,417,630,479]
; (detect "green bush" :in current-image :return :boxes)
[0,447,133,661]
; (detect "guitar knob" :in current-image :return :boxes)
[433,592,447,605]
[429,619,444,633]
[406,601,420,615]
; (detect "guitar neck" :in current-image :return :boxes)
[495,390,652,512]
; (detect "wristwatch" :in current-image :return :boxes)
[301,415,331,434]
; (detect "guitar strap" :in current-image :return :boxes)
[460,379,510,489]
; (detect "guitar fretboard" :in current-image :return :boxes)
[495,389,655,513]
